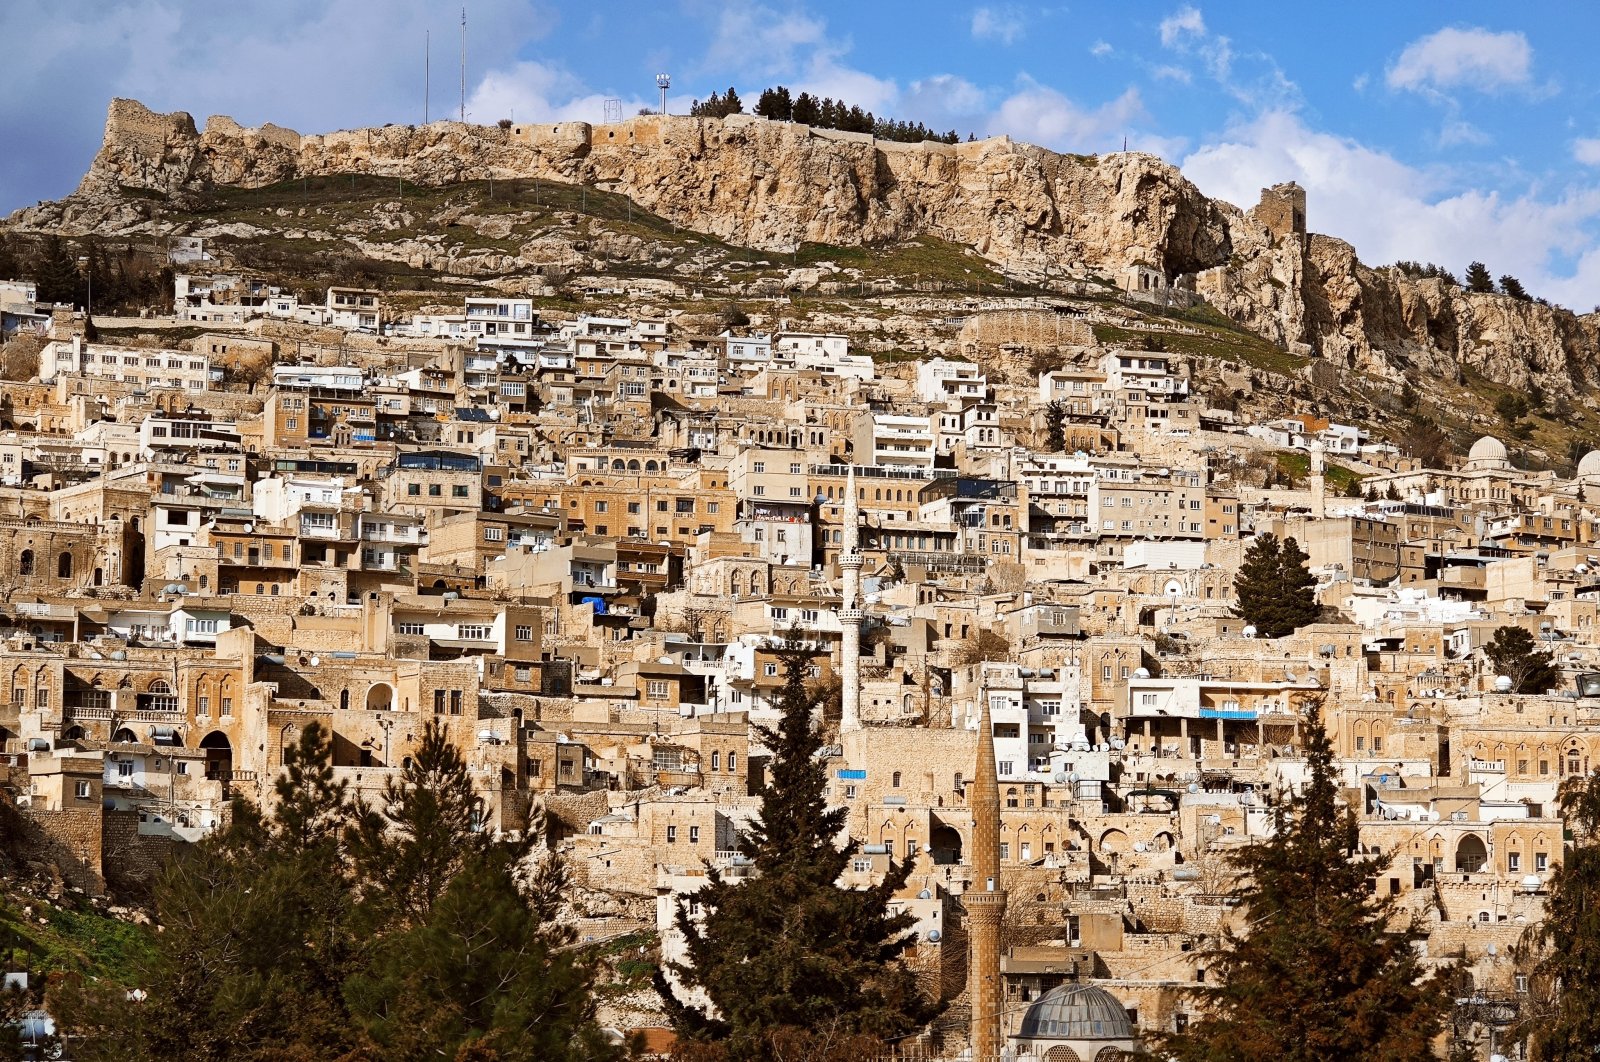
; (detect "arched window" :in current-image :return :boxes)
[892,771,902,788]
[339,689,350,711]
[17,550,32,576]
[58,552,72,578]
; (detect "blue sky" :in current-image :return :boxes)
[6,1,1600,307]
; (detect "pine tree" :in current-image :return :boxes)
[1155,702,1449,1061]
[669,635,925,1054]
[1465,261,1494,293]
[723,86,743,114]
[350,718,485,927]
[31,236,80,307]
[792,93,820,126]
[1520,768,1600,1058]
[1484,625,1559,694]
[345,844,618,1062]
[52,725,362,1061]
[1232,534,1320,638]
[1500,274,1531,301]
[1044,399,1067,452]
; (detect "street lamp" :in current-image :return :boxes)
[76,255,92,319]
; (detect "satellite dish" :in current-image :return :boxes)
[1053,770,1069,784]
[1493,676,1514,693]
[1187,783,1200,794]
[309,655,320,667]
[1242,625,1258,638]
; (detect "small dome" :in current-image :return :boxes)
[1578,450,1600,479]
[1467,435,1510,469]
[1016,984,1136,1041]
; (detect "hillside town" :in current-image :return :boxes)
[1,171,1592,1058]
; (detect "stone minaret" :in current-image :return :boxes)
[966,700,1006,1060]
[840,464,863,733]
[1310,438,1327,519]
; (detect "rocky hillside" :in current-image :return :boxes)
[8,97,1600,398]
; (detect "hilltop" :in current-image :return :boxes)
[5,98,1600,462]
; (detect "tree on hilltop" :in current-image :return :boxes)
[1465,261,1494,294]
[1500,274,1531,301]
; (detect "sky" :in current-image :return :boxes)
[6,1,1600,308]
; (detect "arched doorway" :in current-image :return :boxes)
[930,824,963,866]
[366,683,394,711]
[200,730,232,781]
[58,552,72,579]
[1456,834,1489,873]
[1099,828,1130,855]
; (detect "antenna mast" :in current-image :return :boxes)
[656,72,670,117]
[459,6,467,123]
[425,30,430,124]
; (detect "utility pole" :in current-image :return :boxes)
[460,7,467,124]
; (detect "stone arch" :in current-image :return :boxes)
[1099,828,1130,855]
[366,683,394,711]
[339,689,350,711]
[112,727,136,743]
[627,459,640,471]
[1456,834,1488,873]
[200,729,232,780]
[930,823,963,865]
[57,551,73,579]
[17,550,32,577]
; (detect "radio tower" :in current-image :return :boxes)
[459,7,467,123]
[656,72,671,116]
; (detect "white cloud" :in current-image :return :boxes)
[1154,65,1193,84]
[695,2,897,113]
[1159,6,1206,47]
[1437,119,1490,147]
[989,80,1148,153]
[1386,26,1532,96]
[1090,41,1113,57]
[971,6,1026,46]
[1575,139,1600,166]
[1182,109,1600,306]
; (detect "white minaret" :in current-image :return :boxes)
[1310,438,1327,519]
[840,464,863,733]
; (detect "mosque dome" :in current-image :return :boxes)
[1578,450,1600,479]
[1466,435,1510,470]
[1016,984,1136,1041]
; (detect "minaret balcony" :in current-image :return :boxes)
[840,608,864,623]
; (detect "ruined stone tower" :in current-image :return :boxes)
[966,700,1007,1060]
[1253,180,1307,239]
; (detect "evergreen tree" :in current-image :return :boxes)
[755,86,793,121]
[350,718,486,927]
[1519,768,1600,1059]
[31,236,80,307]
[52,724,362,1061]
[1465,261,1494,293]
[669,635,925,1055]
[1500,274,1531,301]
[1155,702,1449,1062]
[345,844,618,1062]
[1484,625,1560,694]
[722,86,743,114]
[791,93,820,126]
[1044,399,1067,452]
[1232,533,1320,638]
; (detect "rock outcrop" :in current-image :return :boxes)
[11,98,1600,396]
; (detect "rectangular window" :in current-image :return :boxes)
[75,781,91,799]
[727,752,737,772]
[689,826,700,844]
[398,622,425,635]
[458,624,491,639]
[450,690,463,715]
[117,760,134,778]
[667,825,678,843]
[515,625,533,641]
[434,690,446,714]
[407,483,421,496]
[998,842,1010,861]
[428,484,442,497]
[484,526,505,542]
[451,485,469,498]
[646,680,670,699]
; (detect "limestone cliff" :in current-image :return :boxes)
[12,97,1600,396]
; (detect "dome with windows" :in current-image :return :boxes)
[1577,450,1600,480]
[1016,984,1136,1042]
[1466,435,1511,470]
